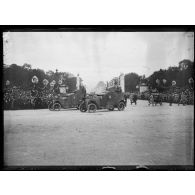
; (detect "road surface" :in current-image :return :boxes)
[4,100,194,166]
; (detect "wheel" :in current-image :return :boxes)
[118,102,125,111]
[79,102,87,112]
[48,102,54,111]
[108,105,114,111]
[88,103,97,113]
[53,103,61,111]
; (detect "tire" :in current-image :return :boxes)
[118,102,125,111]
[79,102,87,112]
[108,105,114,111]
[48,102,54,111]
[88,103,97,113]
[53,103,61,111]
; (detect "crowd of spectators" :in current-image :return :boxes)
[3,86,55,110]
[138,86,194,105]
[4,84,194,110]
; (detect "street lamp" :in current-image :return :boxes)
[156,79,160,85]
[162,79,167,85]
[6,80,10,86]
[172,80,176,86]
[188,77,194,84]
[32,76,39,89]
[58,79,63,85]
[188,77,194,89]
[43,79,49,86]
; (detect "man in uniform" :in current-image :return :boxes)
[168,93,174,106]
[132,93,138,105]
[148,94,154,106]
[124,93,128,106]
[178,92,186,106]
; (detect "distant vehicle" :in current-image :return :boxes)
[79,86,126,112]
[48,85,86,111]
[150,93,162,106]
[129,93,138,105]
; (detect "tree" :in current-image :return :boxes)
[125,73,140,92]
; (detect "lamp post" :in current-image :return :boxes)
[32,76,39,89]
[6,80,10,86]
[172,80,176,86]
[188,77,194,89]
[43,79,49,86]
[58,79,62,85]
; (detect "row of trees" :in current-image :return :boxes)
[4,63,77,92]
[125,59,194,92]
[4,59,194,93]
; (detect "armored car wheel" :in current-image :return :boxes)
[118,102,125,111]
[88,103,97,113]
[108,105,114,111]
[79,102,87,112]
[48,102,54,111]
[53,103,61,111]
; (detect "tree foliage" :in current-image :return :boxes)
[147,60,194,89]
[125,72,140,92]
[125,59,194,92]
[4,63,76,91]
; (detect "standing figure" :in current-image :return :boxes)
[178,92,187,106]
[148,94,154,106]
[132,93,138,105]
[130,93,137,105]
[30,87,38,109]
[168,93,174,106]
[124,94,128,106]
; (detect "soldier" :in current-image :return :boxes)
[178,92,186,106]
[168,93,174,106]
[30,87,38,109]
[130,93,137,105]
[124,93,128,106]
[132,93,138,105]
[148,94,154,106]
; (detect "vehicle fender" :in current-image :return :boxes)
[87,100,99,109]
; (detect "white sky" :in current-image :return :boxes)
[3,31,194,91]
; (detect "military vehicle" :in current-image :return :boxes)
[79,74,126,113]
[48,75,86,111]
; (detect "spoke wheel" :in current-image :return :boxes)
[118,102,125,111]
[88,103,97,113]
[53,103,61,111]
[48,102,54,111]
[108,105,114,111]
